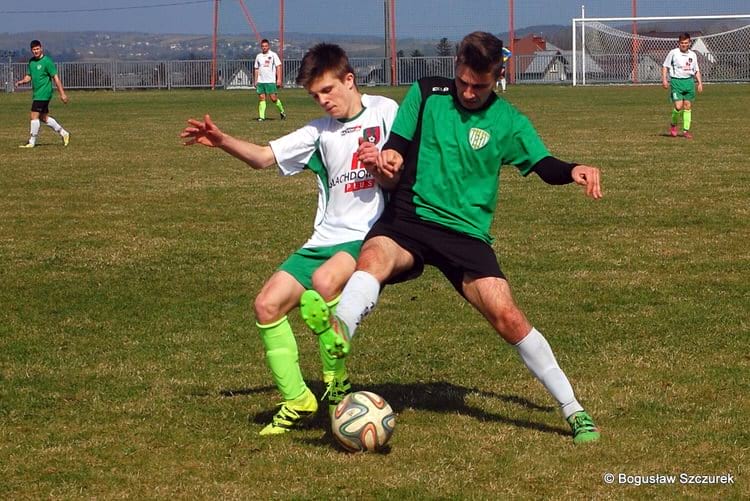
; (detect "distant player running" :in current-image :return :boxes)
[16,40,70,148]
[662,33,703,139]
[182,43,398,435]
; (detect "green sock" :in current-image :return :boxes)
[275,99,285,114]
[258,316,306,401]
[319,296,346,375]
[683,109,692,131]
[258,100,267,119]
[671,108,680,125]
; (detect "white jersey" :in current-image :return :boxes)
[663,48,700,79]
[269,94,399,249]
[254,50,281,83]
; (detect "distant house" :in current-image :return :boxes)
[226,68,253,90]
[511,34,604,82]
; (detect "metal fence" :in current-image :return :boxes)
[3,52,746,91]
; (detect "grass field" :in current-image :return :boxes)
[1,83,748,499]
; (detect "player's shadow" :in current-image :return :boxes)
[220,380,569,445]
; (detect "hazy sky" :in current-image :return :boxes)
[1,0,746,37]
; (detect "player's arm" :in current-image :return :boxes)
[275,57,282,87]
[52,74,69,104]
[661,66,669,89]
[15,74,31,87]
[357,137,402,190]
[181,114,276,170]
[531,156,602,200]
[695,69,703,92]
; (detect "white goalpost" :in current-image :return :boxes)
[572,14,750,85]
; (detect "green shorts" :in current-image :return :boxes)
[256,82,279,95]
[669,77,696,102]
[278,241,362,289]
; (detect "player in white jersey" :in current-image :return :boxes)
[253,39,286,121]
[181,43,398,435]
[662,33,703,139]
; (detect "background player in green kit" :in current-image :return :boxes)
[301,31,602,444]
[15,40,70,148]
[662,33,703,139]
[181,43,398,435]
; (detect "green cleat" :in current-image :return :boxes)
[322,371,351,415]
[259,387,318,436]
[62,131,70,146]
[567,411,601,444]
[18,143,34,148]
[300,290,351,359]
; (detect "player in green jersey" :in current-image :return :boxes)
[301,31,602,444]
[15,40,70,148]
[182,44,398,435]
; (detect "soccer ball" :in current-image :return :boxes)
[331,391,395,452]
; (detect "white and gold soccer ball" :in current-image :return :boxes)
[331,391,395,452]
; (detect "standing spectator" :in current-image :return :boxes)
[497,45,512,92]
[662,32,703,139]
[254,38,286,122]
[16,40,70,148]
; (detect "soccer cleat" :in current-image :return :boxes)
[19,142,34,148]
[669,124,678,137]
[300,290,351,359]
[322,371,351,415]
[61,131,70,146]
[682,130,693,139]
[567,411,601,444]
[280,112,287,120]
[256,118,265,122]
[259,387,318,435]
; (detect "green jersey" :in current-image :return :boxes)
[387,77,550,243]
[27,54,58,101]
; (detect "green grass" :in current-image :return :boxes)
[1,84,748,499]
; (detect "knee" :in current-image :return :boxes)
[253,293,282,325]
[488,305,530,344]
[310,268,338,300]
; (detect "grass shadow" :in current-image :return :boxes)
[222,380,568,439]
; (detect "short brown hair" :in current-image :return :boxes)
[678,32,691,42]
[295,43,355,88]
[456,31,504,79]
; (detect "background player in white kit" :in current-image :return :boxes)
[254,38,286,121]
[181,43,398,435]
[662,33,703,139]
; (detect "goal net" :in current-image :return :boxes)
[572,15,750,85]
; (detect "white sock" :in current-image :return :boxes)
[335,271,381,339]
[45,117,62,133]
[515,328,583,418]
[29,119,41,145]
[500,78,507,91]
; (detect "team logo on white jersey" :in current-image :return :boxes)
[468,128,490,150]
[363,126,380,144]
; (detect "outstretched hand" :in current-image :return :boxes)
[181,114,224,147]
[571,165,603,199]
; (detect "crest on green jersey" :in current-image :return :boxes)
[468,128,490,150]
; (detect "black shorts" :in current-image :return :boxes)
[31,100,50,114]
[365,211,505,296]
